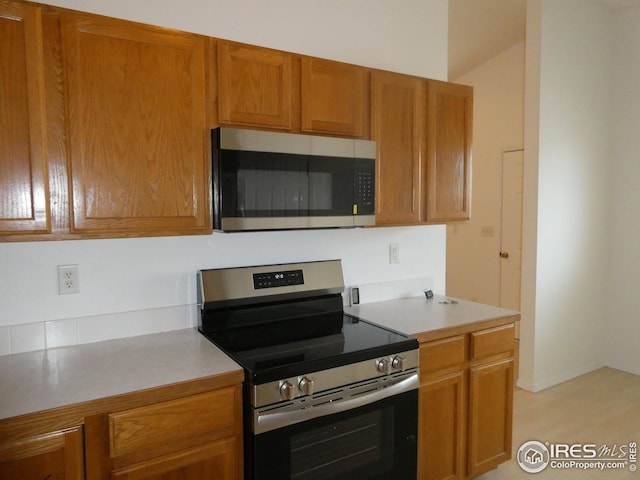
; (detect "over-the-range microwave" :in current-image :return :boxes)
[211,127,376,232]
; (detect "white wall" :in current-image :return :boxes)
[520,0,613,391]
[0,0,449,355]
[606,7,640,376]
[446,42,525,306]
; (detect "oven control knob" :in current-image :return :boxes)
[376,358,390,374]
[299,377,314,396]
[392,355,406,371]
[280,381,295,401]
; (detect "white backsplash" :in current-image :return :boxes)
[0,276,435,356]
[0,304,197,356]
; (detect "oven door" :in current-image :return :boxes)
[248,388,418,480]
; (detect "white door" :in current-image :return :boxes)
[499,149,524,322]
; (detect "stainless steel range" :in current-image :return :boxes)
[197,260,419,480]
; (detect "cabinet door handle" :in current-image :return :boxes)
[499,251,510,259]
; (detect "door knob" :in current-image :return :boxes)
[500,251,510,259]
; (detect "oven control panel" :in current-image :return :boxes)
[252,349,420,408]
[253,269,304,289]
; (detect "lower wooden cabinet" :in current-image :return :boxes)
[0,381,242,480]
[418,323,515,480]
[419,372,465,480]
[111,437,237,480]
[0,426,84,480]
[467,359,514,477]
[86,387,243,480]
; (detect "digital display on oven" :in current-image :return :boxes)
[253,269,304,289]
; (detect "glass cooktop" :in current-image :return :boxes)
[201,314,418,384]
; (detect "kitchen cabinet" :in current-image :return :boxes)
[418,323,514,480]
[0,426,84,480]
[62,11,211,235]
[370,71,424,225]
[85,387,242,480]
[218,40,299,131]
[425,80,473,222]
[370,72,472,226]
[301,57,369,138]
[418,335,466,480]
[0,0,50,235]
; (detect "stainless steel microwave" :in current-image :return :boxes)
[212,127,376,232]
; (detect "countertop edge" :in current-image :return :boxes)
[412,313,520,343]
[0,368,244,444]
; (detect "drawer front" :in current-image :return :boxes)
[109,388,236,458]
[420,335,466,375]
[470,324,515,361]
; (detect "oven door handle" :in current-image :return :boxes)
[254,372,418,434]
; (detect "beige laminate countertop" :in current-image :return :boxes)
[0,328,242,421]
[345,294,519,342]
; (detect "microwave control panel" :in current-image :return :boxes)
[355,171,375,213]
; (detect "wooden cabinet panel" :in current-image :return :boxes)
[0,426,84,480]
[109,388,236,459]
[218,41,297,130]
[425,80,472,222]
[470,324,515,361]
[468,358,514,478]
[0,0,50,234]
[301,57,368,137]
[62,13,210,235]
[420,335,466,376]
[418,372,465,480]
[370,71,423,225]
[112,437,238,480]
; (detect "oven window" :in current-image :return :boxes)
[290,409,392,480]
[251,390,417,480]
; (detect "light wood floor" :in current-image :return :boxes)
[477,367,640,479]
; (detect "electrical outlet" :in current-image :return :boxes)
[389,243,400,264]
[58,265,79,295]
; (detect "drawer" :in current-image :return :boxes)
[470,324,515,361]
[109,388,236,458]
[420,335,466,375]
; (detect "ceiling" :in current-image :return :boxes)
[448,0,640,80]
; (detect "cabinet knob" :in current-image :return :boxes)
[499,251,510,259]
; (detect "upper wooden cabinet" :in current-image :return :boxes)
[371,71,423,225]
[0,1,50,235]
[301,57,369,138]
[61,13,211,235]
[425,80,473,222]
[371,72,472,226]
[218,41,298,131]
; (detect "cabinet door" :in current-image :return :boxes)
[0,1,50,235]
[0,426,84,480]
[425,80,472,222]
[467,358,514,478]
[218,41,296,130]
[62,13,210,235]
[112,437,238,480]
[418,372,465,480]
[370,71,423,225]
[301,57,368,137]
